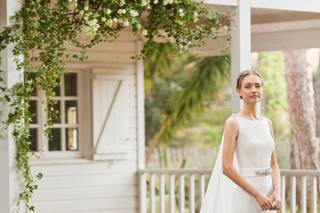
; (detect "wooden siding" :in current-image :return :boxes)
[30,31,141,213]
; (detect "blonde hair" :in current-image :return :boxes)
[236,69,263,99]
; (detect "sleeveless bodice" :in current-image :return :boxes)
[234,114,275,169]
[199,114,277,213]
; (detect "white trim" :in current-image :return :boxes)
[0,0,23,212]
[230,0,251,113]
[203,0,320,13]
[136,40,145,170]
[78,69,92,159]
[61,74,66,152]
[91,66,134,74]
[202,0,237,6]
[30,158,92,166]
[51,96,79,100]
[29,70,84,159]
[40,88,47,152]
[251,0,320,13]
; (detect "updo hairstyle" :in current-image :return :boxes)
[236,69,263,99]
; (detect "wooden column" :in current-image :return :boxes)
[136,40,146,213]
[0,0,23,212]
[136,40,145,170]
[231,0,252,113]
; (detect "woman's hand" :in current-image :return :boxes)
[254,191,273,211]
[269,191,281,210]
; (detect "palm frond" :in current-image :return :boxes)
[145,55,230,161]
[160,55,230,141]
[144,43,178,78]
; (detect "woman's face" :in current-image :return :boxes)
[238,74,263,103]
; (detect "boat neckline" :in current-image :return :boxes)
[234,114,264,121]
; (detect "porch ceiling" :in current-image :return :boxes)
[204,0,320,13]
[205,4,320,33]
[194,2,320,56]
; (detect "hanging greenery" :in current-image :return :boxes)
[0,0,226,212]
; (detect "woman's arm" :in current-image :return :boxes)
[222,116,273,210]
[270,152,281,193]
[268,119,281,209]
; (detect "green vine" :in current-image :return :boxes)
[0,0,226,212]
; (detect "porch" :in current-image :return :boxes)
[1,0,320,213]
[139,169,320,213]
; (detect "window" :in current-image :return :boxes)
[29,71,83,158]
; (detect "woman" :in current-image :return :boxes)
[200,70,281,213]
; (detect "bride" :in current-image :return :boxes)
[200,70,281,213]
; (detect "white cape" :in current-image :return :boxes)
[200,135,239,213]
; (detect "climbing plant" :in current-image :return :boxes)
[0,0,226,212]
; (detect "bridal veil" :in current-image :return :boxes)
[199,135,239,213]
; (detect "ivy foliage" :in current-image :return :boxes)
[0,0,226,212]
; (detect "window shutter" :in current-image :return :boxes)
[91,67,134,160]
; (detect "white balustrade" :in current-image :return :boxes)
[290,176,297,213]
[301,176,307,213]
[139,169,320,213]
[179,175,185,213]
[160,174,165,213]
[281,175,286,213]
[169,175,175,213]
[200,175,206,205]
[189,175,195,213]
[150,174,156,213]
[312,177,318,213]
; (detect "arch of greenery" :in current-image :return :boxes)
[0,0,226,211]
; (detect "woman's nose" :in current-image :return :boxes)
[252,86,259,92]
[251,87,257,92]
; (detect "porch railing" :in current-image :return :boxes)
[139,169,320,213]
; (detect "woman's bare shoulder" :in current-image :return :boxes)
[223,114,239,140]
[262,114,272,125]
[262,115,274,137]
[224,114,239,130]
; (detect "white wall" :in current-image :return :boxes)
[30,31,143,213]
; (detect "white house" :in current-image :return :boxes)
[1,0,320,213]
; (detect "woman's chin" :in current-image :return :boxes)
[244,99,261,103]
[250,97,261,101]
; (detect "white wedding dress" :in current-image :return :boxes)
[200,114,277,213]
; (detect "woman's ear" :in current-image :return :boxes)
[236,88,242,99]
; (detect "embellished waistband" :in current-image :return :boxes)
[239,167,272,177]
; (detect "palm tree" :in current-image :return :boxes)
[144,43,230,162]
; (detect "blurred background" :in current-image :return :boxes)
[144,46,320,170]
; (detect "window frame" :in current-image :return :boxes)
[29,70,87,159]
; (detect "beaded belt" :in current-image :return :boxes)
[239,167,272,177]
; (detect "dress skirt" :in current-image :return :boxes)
[231,175,277,213]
